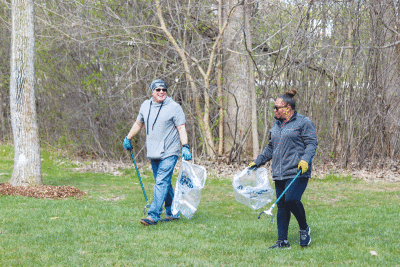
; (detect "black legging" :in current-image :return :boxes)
[275,177,309,241]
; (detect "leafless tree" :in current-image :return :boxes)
[9,0,42,186]
[222,0,259,162]
[0,0,399,169]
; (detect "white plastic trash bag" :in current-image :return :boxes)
[232,167,274,210]
[172,160,207,219]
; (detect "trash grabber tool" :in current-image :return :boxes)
[258,169,302,223]
[129,149,151,215]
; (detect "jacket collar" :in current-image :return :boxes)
[275,111,298,125]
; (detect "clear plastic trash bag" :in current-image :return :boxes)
[172,160,207,219]
[232,167,274,210]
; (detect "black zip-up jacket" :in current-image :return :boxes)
[254,111,318,180]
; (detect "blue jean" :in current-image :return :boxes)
[147,155,180,222]
[275,178,309,241]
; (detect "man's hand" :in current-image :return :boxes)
[181,144,192,160]
[123,136,133,150]
[298,160,309,173]
[248,161,257,170]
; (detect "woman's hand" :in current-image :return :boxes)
[298,160,308,173]
[248,161,257,170]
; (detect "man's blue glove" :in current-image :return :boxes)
[123,136,133,150]
[182,144,192,160]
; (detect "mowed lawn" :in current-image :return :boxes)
[0,145,399,266]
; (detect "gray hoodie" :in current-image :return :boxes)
[137,97,186,160]
[254,111,318,180]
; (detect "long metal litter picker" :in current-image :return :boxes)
[258,169,302,223]
[129,149,151,215]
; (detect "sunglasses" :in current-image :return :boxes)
[155,88,167,92]
[274,105,287,111]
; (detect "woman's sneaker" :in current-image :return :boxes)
[268,240,291,250]
[299,226,311,247]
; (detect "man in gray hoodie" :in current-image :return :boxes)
[123,79,192,226]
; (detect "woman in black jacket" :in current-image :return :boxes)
[249,89,318,249]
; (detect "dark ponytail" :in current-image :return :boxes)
[279,89,297,110]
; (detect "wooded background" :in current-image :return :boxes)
[1,0,399,168]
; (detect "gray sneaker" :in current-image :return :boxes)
[268,240,291,250]
[299,226,311,247]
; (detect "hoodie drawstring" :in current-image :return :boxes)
[146,101,164,135]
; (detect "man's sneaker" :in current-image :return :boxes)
[268,240,291,250]
[299,226,311,247]
[140,218,157,226]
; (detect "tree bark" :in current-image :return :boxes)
[217,0,224,156]
[244,0,259,158]
[10,0,42,186]
[0,91,4,140]
[223,0,255,161]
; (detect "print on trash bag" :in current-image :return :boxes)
[236,185,270,199]
[179,172,193,188]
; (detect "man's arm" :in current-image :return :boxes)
[177,124,192,160]
[127,121,144,140]
[176,124,189,145]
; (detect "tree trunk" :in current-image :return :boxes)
[217,0,224,156]
[223,0,254,162]
[244,0,259,158]
[345,0,355,166]
[10,0,42,186]
[0,91,4,140]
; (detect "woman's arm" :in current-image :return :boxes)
[254,132,274,167]
[301,120,318,163]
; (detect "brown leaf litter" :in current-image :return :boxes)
[72,156,400,182]
[0,183,86,199]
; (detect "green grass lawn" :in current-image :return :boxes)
[0,144,399,266]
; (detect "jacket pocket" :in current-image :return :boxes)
[146,139,165,159]
[282,153,300,177]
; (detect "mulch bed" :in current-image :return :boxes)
[0,183,86,199]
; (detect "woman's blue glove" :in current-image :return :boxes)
[181,144,192,160]
[123,136,133,150]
